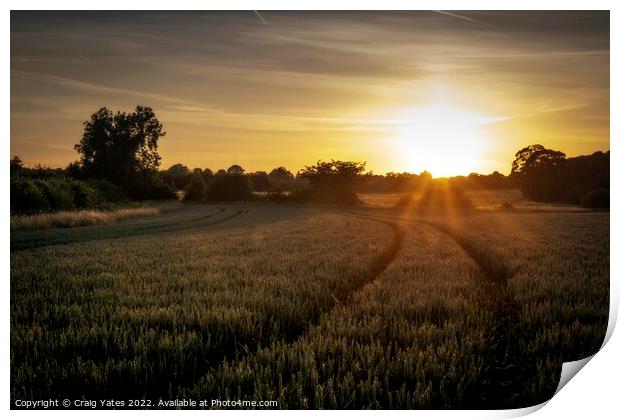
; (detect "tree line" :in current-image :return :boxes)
[10,106,610,214]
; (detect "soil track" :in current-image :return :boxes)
[344,209,537,408]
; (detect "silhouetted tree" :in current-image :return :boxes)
[249,171,271,192]
[227,164,245,175]
[207,171,253,201]
[10,156,23,175]
[65,161,84,179]
[511,145,566,201]
[268,166,294,189]
[163,163,191,189]
[184,173,208,201]
[74,106,171,198]
[297,160,366,204]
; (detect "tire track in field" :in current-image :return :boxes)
[420,221,536,409]
[129,207,226,233]
[11,207,249,252]
[163,211,403,398]
[335,213,405,306]
[271,213,405,342]
[343,209,535,408]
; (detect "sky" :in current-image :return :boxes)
[10,11,609,177]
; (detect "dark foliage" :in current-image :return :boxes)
[269,166,294,190]
[510,145,567,201]
[206,172,253,202]
[184,174,208,202]
[249,171,271,192]
[510,145,609,206]
[10,176,127,215]
[74,106,170,199]
[162,163,191,189]
[581,189,610,208]
[297,160,366,204]
[227,164,245,175]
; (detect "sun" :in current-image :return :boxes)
[392,103,505,177]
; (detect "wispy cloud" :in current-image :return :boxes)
[254,11,268,25]
[11,70,206,107]
[433,10,493,27]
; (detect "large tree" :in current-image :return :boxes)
[297,160,366,204]
[75,106,165,186]
[510,144,567,201]
[268,166,294,189]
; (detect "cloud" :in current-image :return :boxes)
[11,70,204,106]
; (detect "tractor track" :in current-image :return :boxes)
[11,207,249,252]
[344,209,535,408]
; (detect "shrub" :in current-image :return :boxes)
[85,179,127,204]
[121,171,176,200]
[581,189,609,208]
[70,181,99,208]
[11,176,129,215]
[37,177,77,210]
[10,177,49,214]
[206,173,253,202]
[184,174,208,202]
[297,160,365,205]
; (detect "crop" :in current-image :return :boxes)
[10,201,609,409]
[11,205,392,400]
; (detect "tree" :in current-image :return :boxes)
[74,106,166,196]
[163,163,191,189]
[268,166,294,189]
[249,171,271,192]
[207,171,253,202]
[227,164,245,175]
[184,173,208,201]
[10,156,23,175]
[297,160,366,204]
[510,144,567,201]
[201,168,214,179]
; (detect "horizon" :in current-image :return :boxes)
[10,147,610,179]
[11,11,610,177]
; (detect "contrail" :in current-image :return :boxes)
[254,10,268,25]
[433,10,492,27]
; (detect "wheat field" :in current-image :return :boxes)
[10,201,609,409]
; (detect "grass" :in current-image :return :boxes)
[10,197,609,409]
[10,202,181,231]
[11,205,392,400]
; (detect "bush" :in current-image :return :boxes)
[207,173,253,202]
[10,177,49,214]
[297,160,365,205]
[11,176,129,215]
[581,189,609,208]
[124,172,176,200]
[38,177,79,210]
[184,174,208,201]
[85,179,127,204]
[70,181,102,208]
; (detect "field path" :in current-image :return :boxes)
[344,209,536,408]
[11,206,249,251]
[335,213,405,306]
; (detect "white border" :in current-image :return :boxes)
[4,1,617,419]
